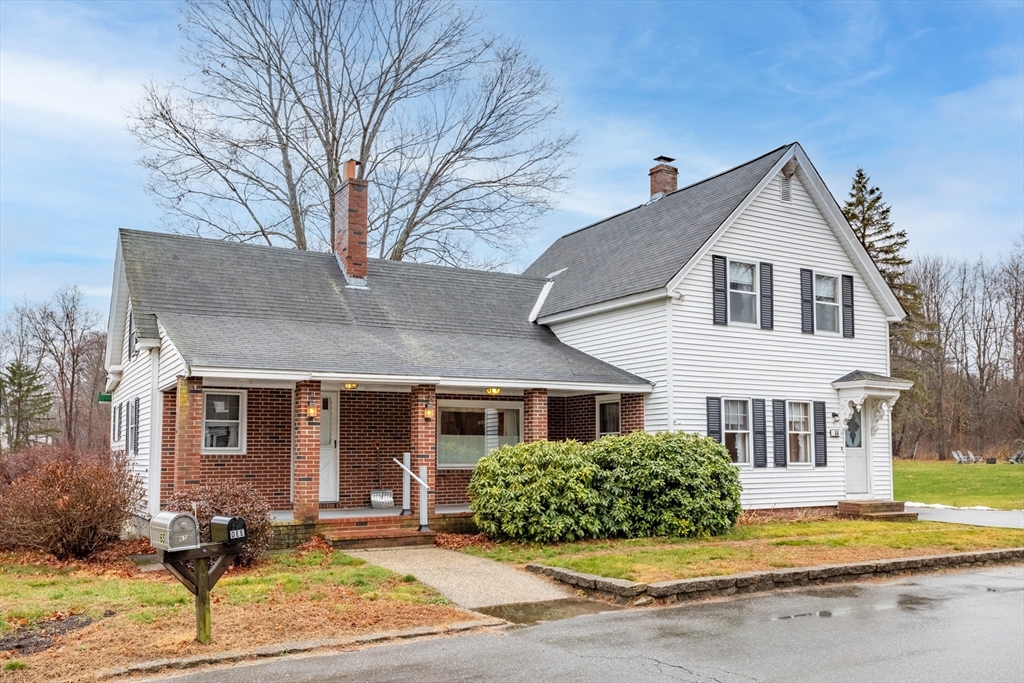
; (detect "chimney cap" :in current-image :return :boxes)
[653,155,675,164]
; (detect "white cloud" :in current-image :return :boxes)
[0,51,145,130]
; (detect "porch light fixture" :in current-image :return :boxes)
[423,406,435,419]
[343,383,358,391]
[307,399,320,419]
[485,387,501,395]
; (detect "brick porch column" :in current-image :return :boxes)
[293,380,322,522]
[174,376,203,490]
[621,393,646,434]
[523,388,548,443]
[409,384,436,517]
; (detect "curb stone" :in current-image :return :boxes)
[100,619,506,679]
[527,547,1024,606]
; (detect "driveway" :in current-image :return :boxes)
[913,507,1024,529]
[157,565,1024,683]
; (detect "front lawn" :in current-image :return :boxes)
[894,460,1024,510]
[0,543,476,682]
[455,519,1024,584]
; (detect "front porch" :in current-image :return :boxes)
[161,376,646,543]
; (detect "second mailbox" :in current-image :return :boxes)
[210,516,247,544]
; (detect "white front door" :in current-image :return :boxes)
[844,406,870,495]
[320,392,339,502]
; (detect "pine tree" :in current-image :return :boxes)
[842,168,918,313]
[0,361,56,452]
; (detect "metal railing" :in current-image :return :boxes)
[392,454,432,531]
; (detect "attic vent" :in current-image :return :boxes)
[780,175,792,203]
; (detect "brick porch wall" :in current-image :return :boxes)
[436,469,473,505]
[200,387,292,508]
[410,384,437,516]
[621,393,645,433]
[335,390,410,508]
[160,390,176,505]
[294,380,321,521]
[548,394,598,442]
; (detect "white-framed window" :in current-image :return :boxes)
[728,260,757,325]
[814,273,840,333]
[596,395,621,438]
[202,390,246,453]
[788,401,812,464]
[723,399,750,465]
[437,400,522,468]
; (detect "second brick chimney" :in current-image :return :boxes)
[334,159,368,286]
[649,156,678,197]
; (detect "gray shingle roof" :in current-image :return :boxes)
[833,370,902,384]
[524,144,793,317]
[119,230,650,387]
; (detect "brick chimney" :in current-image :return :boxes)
[649,156,678,197]
[334,159,368,286]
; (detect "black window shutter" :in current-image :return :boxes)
[772,399,787,467]
[759,263,774,330]
[813,401,827,467]
[117,403,123,441]
[800,268,814,334]
[842,274,855,338]
[712,255,727,325]
[706,397,722,443]
[133,397,140,455]
[752,399,767,467]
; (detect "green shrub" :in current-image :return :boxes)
[164,481,271,565]
[589,431,742,538]
[468,440,605,543]
[468,431,742,543]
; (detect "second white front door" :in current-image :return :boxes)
[844,406,870,495]
[320,392,339,502]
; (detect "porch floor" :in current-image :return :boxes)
[270,503,470,523]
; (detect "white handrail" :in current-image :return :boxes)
[392,457,430,490]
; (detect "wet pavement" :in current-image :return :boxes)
[475,597,622,626]
[913,507,1024,529]
[159,565,1024,682]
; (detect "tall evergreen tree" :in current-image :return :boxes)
[0,361,55,452]
[842,168,918,313]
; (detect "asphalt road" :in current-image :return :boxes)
[159,566,1024,683]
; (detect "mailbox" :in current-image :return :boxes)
[210,516,247,545]
[150,511,201,551]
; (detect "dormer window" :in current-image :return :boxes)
[728,260,757,325]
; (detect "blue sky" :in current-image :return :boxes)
[1,1,1022,319]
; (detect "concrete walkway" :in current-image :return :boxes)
[346,547,569,609]
[913,507,1024,529]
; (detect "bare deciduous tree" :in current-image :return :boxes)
[131,0,575,268]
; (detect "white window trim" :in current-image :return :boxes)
[595,393,622,439]
[726,258,759,327]
[787,400,814,467]
[436,399,524,470]
[201,389,247,455]
[813,271,842,335]
[723,397,752,468]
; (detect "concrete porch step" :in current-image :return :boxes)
[838,500,909,516]
[325,528,436,550]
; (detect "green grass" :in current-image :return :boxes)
[458,519,1024,583]
[0,548,446,633]
[894,460,1024,510]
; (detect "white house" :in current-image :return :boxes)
[104,142,911,539]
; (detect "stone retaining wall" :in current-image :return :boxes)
[527,548,1024,606]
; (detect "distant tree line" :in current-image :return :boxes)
[0,286,108,454]
[844,170,1023,460]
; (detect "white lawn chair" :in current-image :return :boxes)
[967,450,981,463]
[1009,451,1024,464]
[953,451,966,464]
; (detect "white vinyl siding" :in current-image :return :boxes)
[667,170,891,508]
[158,321,186,391]
[548,299,666,431]
[110,313,153,510]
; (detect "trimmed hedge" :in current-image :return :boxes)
[468,431,742,543]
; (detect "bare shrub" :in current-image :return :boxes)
[0,445,144,559]
[163,481,271,566]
